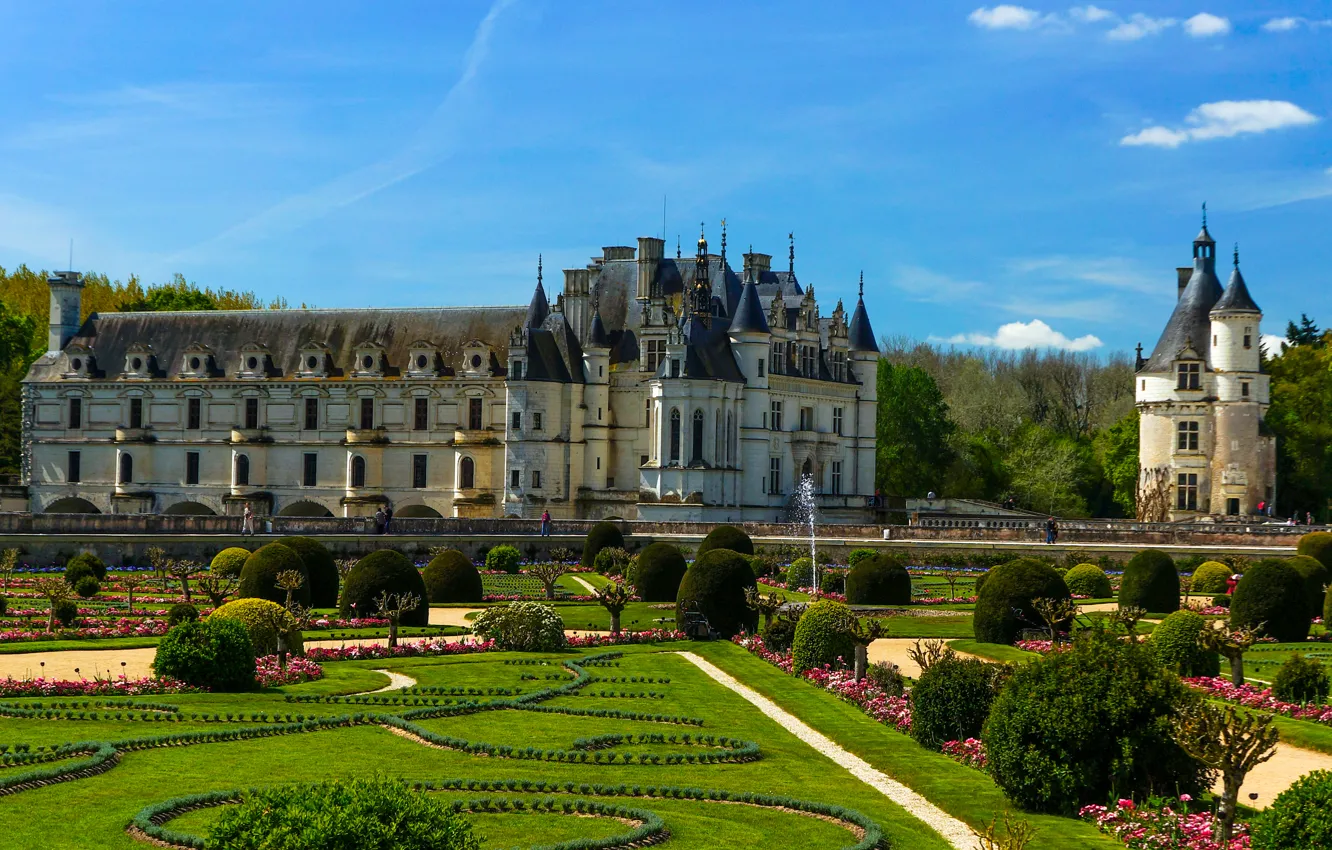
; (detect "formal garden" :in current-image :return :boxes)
[2,525,1332,848]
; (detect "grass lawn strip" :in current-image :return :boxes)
[359,669,417,695]
[677,650,976,850]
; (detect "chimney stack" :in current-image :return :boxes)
[47,271,84,354]
[636,237,664,299]
[1176,267,1191,301]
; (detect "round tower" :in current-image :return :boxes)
[582,309,612,490]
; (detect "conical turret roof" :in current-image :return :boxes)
[1212,250,1261,314]
[847,277,877,352]
[728,279,770,334]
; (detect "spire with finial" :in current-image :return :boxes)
[676,235,681,259]
[788,232,795,274]
[692,223,711,317]
[525,253,550,328]
[847,270,876,352]
[1202,201,1207,228]
[720,218,727,266]
[538,253,543,287]
[858,270,864,298]
[1233,242,1239,268]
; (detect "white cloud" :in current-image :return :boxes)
[1185,13,1231,37]
[1261,334,1287,356]
[932,319,1103,352]
[1262,16,1301,32]
[1121,99,1319,147]
[1069,5,1114,23]
[969,5,1043,29]
[1107,13,1176,40]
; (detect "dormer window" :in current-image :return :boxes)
[406,342,440,378]
[237,343,272,380]
[178,343,214,379]
[297,343,331,379]
[62,344,94,379]
[1176,361,1201,390]
[1243,326,1252,349]
[351,343,385,378]
[122,344,156,380]
[460,340,492,378]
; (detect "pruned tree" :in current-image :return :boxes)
[972,811,1037,850]
[33,576,72,633]
[120,570,146,614]
[594,582,633,637]
[0,548,18,591]
[1137,466,1172,523]
[373,590,421,648]
[335,558,357,582]
[250,602,295,671]
[744,587,785,628]
[1032,596,1078,643]
[196,570,237,609]
[1198,620,1263,687]
[849,617,888,681]
[1108,605,1147,643]
[275,570,305,613]
[907,638,954,675]
[145,546,170,593]
[1174,702,1279,844]
[168,559,201,604]
[941,568,962,602]
[527,562,567,601]
[549,547,575,564]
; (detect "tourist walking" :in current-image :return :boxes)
[1308,511,1315,526]
[540,509,551,537]
[374,506,387,535]
[384,504,394,534]
[1045,516,1058,545]
[241,503,254,537]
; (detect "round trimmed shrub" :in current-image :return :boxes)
[72,575,100,598]
[210,547,251,578]
[53,599,78,627]
[238,543,309,607]
[847,548,877,568]
[1252,770,1332,850]
[470,602,565,651]
[1212,593,1232,608]
[973,559,1070,645]
[820,568,847,595]
[785,557,814,590]
[761,617,797,653]
[675,548,759,639]
[339,550,428,626]
[422,550,482,604]
[696,525,754,558]
[65,552,107,582]
[1190,561,1232,594]
[791,600,857,675]
[593,546,631,577]
[1297,531,1332,571]
[63,560,97,588]
[207,777,480,850]
[974,570,990,596]
[1119,549,1180,614]
[276,536,339,608]
[911,656,1003,751]
[1148,610,1220,677]
[581,521,625,568]
[845,554,912,605]
[1063,563,1112,599]
[1231,558,1311,643]
[983,628,1210,814]
[167,602,199,626]
[1272,654,1330,704]
[210,598,304,656]
[1286,555,1329,619]
[485,544,522,574]
[633,543,687,602]
[151,618,255,692]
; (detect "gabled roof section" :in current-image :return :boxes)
[681,316,745,382]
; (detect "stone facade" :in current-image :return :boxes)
[1135,214,1276,520]
[23,228,879,522]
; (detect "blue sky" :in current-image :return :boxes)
[0,2,1328,356]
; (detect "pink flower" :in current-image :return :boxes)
[1179,794,1192,803]
[1117,799,1135,810]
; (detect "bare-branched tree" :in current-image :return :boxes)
[907,638,954,675]
[34,576,73,633]
[144,546,171,593]
[168,559,202,604]
[1198,620,1263,687]
[196,570,237,609]
[972,811,1038,850]
[120,570,146,614]
[1174,702,1279,844]
[275,570,305,613]
[744,587,786,629]
[1107,605,1148,642]
[1032,597,1079,643]
[594,582,633,637]
[1137,466,1172,522]
[527,562,568,601]
[849,617,888,681]
[373,590,420,648]
[0,548,18,591]
[335,558,358,582]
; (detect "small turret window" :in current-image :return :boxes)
[1241,381,1250,398]
[1243,328,1252,349]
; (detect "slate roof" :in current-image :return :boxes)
[848,295,878,352]
[1143,260,1224,372]
[1212,264,1261,314]
[24,306,528,382]
[680,316,746,382]
[526,280,550,328]
[586,310,611,348]
[729,280,770,334]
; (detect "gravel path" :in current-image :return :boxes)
[866,638,982,679]
[569,575,599,595]
[1225,742,1332,810]
[677,651,975,849]
[359,669,417,694]
[428,607,483,627]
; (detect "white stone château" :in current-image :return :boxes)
[22,228,879,521]
[1135,212,1275,520]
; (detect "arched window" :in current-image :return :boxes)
[460,456,475,489]
[669,409,681,464]
[234,454,249,487]
[801,458,813,481]
[692,410,705,464]
[350,455,366,488]
[119,453,133,485]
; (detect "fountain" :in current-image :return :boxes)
[791,473,819,594]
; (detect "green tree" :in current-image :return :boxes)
[117,274,220,312]
[1286,313,1323,348]
[1266,334,1332,520]
[1005,425,1091,516]
[1096,408,1140,517]
[875,361,955,497]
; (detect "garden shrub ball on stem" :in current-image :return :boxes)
[340,549,429,626]
[238,543,311,607]
[675,548,759,638]
[423,549,483,603]
[582,521,625,569]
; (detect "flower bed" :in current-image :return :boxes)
[941,737,986,769]
[0,675,203,698]
[255,655,323,687]
[1012,639,1071,654]
[1184,676,1332,725]
[482,593,597,602]
[1079,798,1250,850]
[305,638,497,662]
[0,619,170,644]
[567,630,685,647]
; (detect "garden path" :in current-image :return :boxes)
[1228,742,1332,810]
[427,607,484,627]
[568,575,598,595]
[0,646,157,680]
[678,650,976,849]
[866,638,982,679]
[360,669,417,694]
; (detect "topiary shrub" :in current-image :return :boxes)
[210,547,251,578]
[1231,558,1311,643]
[676,548,759,639]
[633,543,687,602]
[238,543,309,607]
[1148,610,1220,677]
[983,627,1210,814]
[911,656,1004,751]
[820,568,847,595]
[1297,531,1332,572]
[485,544,522,574]
[151,618,256,692]
[207,777,480,850]
[1286,555,1329,620]
[582,521,625,569]
[72,575,100,598]
[63,559,98,588]
[210,598,303,656]
[275,536,339,608]
[53,599,78,627]
[1063,564,1112,598]
[1272,654,1330,705]
[761,617,797,653]
[784,557,814,590]
[696,525,754,559]
[470,602,565,651]
[1253,771,1332,850]
[974,570,990,596]
[422,550,482,604]
[65,552,107,582]
[339,550,429,626]
[847,548,877,568]
[1119,549,1180,614]
[1190,561,1232,595]
[791,600,857,675]
[167,602,199,626]
[845,554,911,605]
[1211,593,1232,608]
[593,546,631,577]
[973,559,1070,645]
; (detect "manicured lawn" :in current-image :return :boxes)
[948,639,1040,664]
[870,614,975,638]
[0,625,465,655]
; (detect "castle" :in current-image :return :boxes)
[21,228,879,522]
[1135,212,1275,521]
